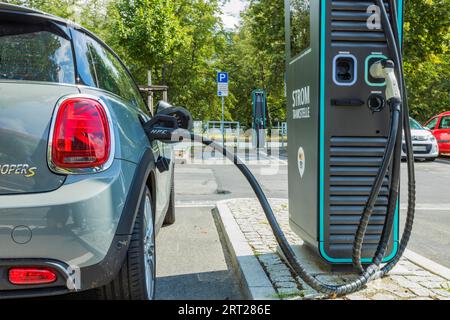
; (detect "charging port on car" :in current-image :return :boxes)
[333,54,357,86]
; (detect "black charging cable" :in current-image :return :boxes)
[352,0,416,277]
[351,96,401,273]
[376,0,416,277]
[352,0,405,273]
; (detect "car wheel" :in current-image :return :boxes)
[163,168,176,225]
[92,187,156,300]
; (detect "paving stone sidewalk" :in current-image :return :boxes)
[225,199,450,300]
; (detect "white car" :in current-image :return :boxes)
[402,118,439,161]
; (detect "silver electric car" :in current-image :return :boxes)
[0,3,178,299]
[402,117,439,161]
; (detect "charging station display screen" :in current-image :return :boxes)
[289,0,310,58]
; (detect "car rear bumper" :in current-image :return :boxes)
[0,159,136,297]
[0,234,131,298]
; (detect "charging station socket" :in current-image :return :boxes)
[333,54,357,86]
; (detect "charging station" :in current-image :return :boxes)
[252,89,267,149]
[285,0,404,264]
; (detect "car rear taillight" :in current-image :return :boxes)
[9,267,57,285]
[50,97,111,170]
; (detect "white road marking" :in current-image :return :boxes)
[400,204,450,211]
[258,150,288,165]
[175,201,217,208]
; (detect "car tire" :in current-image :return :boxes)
[92,187,156,300]
[163,168,176,225]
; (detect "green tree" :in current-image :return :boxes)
[107,0,182,83]
[403,0,450,121]
[106,0,228,120]
[226,0,450,125]
[5,0,79,19]
[160,0,229,121]
[222,0,286,128]
[5,0,449,123]
[4,0,110,36]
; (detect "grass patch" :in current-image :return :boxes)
[274,291,305,299]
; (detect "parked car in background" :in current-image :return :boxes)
[0,3,177,299]
[424,111,450,156]
[402,118,439,161]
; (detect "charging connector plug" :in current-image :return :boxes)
[369,60,402,102]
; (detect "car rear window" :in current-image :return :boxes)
[0,22,75,84]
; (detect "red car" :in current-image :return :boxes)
[424,111,450,155]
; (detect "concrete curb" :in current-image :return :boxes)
[404,249,450,281]
[214,201,278,300]
[436,159,450,165]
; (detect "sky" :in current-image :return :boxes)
[221,0,247,30]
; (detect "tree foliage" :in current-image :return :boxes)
[4,0,450,124]
[222,0,286,127]
[106,0,229,121]
[403,0,450,121]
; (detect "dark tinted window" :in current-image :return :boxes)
[439,116,450,129]
[0,22,75,84]
[290,0,310,58]
[72,30,97,87]
[425,117,438,130]
[84,36,146,110]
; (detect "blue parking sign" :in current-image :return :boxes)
[217,72,228,84]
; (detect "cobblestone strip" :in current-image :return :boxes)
[225,199,450,300]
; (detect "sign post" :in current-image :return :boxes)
[217,72,229,148]
[221,96,225,145]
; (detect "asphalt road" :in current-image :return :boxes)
[399,160,450,267]
[175,149,289,203]
[173,150,450,268]
[155,206,244,300]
